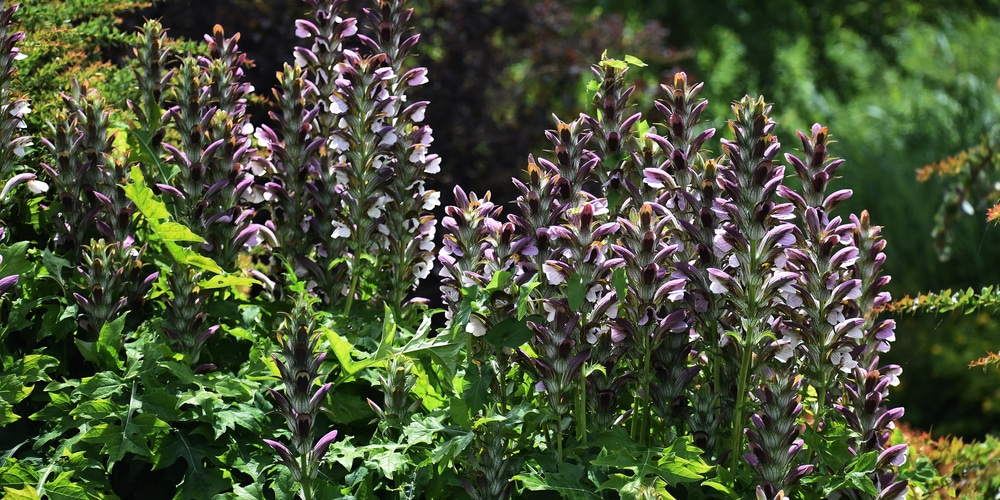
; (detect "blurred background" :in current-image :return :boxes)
[18,0,1000,438]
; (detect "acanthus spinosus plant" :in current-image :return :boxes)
[440,57,907,496]
[0,0,921,496]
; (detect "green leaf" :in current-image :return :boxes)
[362,444,409,481]
[42,471,94,500]
[80,413,170,463]
[69,398,120,421]
[0,241,31,279]
[428,431,473,470]
[567,272,587,310]
[461,362,494,415]
[76,371,126,401]
[123,166,171,221]
[0,460,40,492]
[373,304,397,362]
[624,54,648,67]
[612,267,628,302]
[514,462,601,499]
[635,119,651,137]
[589,431,710,493]
[397,324,462,391]
[450,285,477,337]
[325,329,371,378]
[96,312,127,372]
[198,274,259,290]
[1,486,40,500]
[213,403,263,438]
[603,58,628,70]
[485,270,513,293]
[172,246,223,274]
[516,275,540,320]
[484,316,538,349]
[156,221,204,243]
[402,412,446,446]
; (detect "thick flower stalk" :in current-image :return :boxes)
[258,0,355,297]
[835,359,907,499]
[367,355,422,439]
[161,26,265,271]
[362,0,440,313]
[127,19,172,158]
[264,291,338,500]
[160,268,217,366]
[613,200,691,441]
[40,81,118,251]
[289,0,355,280]
[643,73,725,453]
[743,369,813,497]
[295,0,397,311]
[258,64,322,262]
[518,301,590,458]
[776,125,861,408]
[437,186,502,337]
[201,25,264,269]
[832,211,907,498]
[462,420,515,500]
[711,96,799,470]
[582,57,642,201]
[73,239,157,340]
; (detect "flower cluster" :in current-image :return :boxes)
[257,0,438,317]
[160,25,266,270]
[39,81,156,341]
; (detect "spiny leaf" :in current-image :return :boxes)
[514,462,601,500]
[127,129,179,183]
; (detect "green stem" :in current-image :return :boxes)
[576,370,587,443]
[729,333,754,479]
[639,331,653,445]
[556,421,564,465]
[299,452,312,500]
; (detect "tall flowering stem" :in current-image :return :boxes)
[776,125,862,418]
[363,0,441,315]
[264,287,338,500]
[712,96,798,472]
[836,211,908,498]
[582,57,641,210]
[643,73,723,452]
[127,19,172,167]
[287,0,437,319]
[613,200,689,442]
[40,82,156,344]
[261,63,322,262]
[160,26,264,271]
